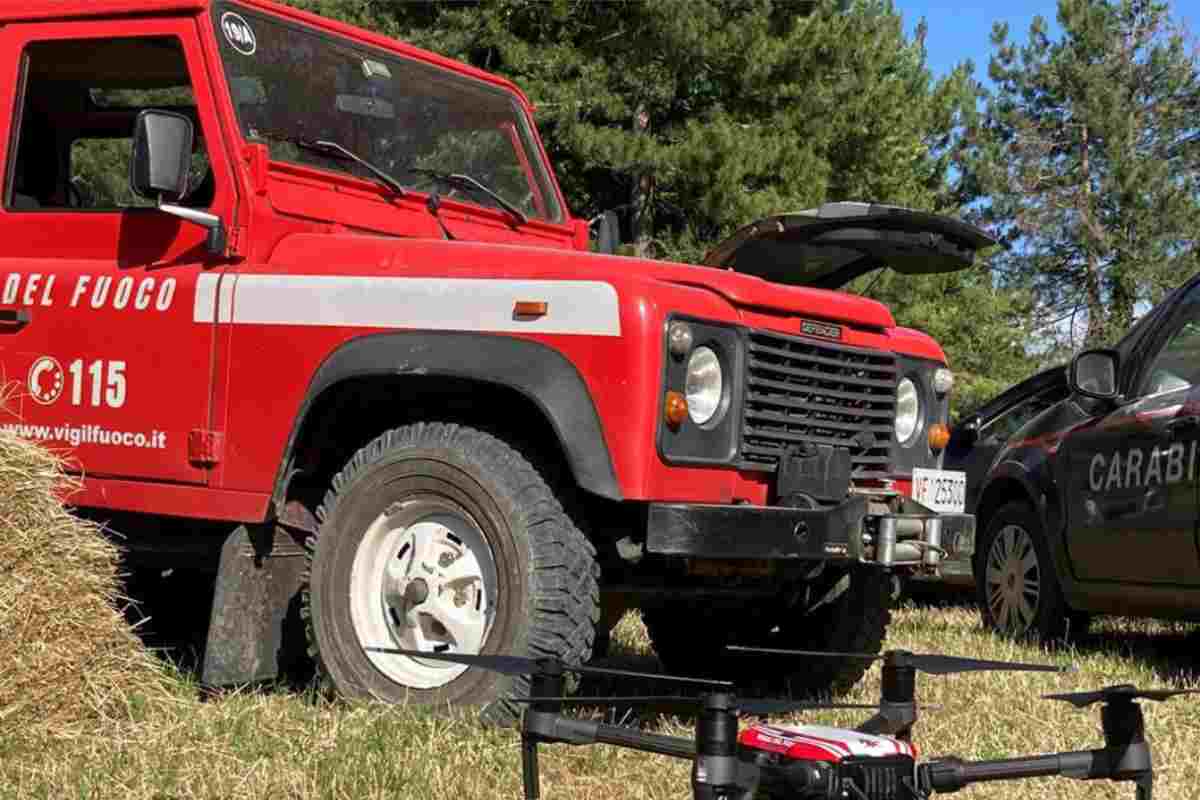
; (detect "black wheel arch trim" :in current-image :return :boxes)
[270,332,622,509]
[975,459,1075,585]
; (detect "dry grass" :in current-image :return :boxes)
[1,426,1197,797]
[0,431,171,739]
[2,606,1198,799]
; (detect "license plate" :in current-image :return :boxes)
[912,468,967,514]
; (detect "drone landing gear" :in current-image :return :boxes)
[855,656,917,739]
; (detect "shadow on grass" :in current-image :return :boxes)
[119,563,1198,721]
[899,579,1199,685]
[901,579,977,610]
[120,567,318,700]
[1066,623,1200,685]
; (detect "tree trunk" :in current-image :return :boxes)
[1109,269,1137,337]
[1080,123,1106,345]
[630,104,653,259]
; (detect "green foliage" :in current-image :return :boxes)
[854,268,1038,417]
[59,85,208,209]
[958,0,1200,349]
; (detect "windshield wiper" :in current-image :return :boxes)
[404,168,528,226]
[250,130,407,197]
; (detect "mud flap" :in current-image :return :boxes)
[201,525,308,686]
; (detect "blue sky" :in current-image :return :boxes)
[895,0,1200,82]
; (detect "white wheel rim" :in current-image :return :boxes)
[985,524,1041,636]
[350,499,496,689]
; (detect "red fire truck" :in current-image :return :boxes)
[0,0,989,717]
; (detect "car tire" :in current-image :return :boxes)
[976,501,1073,641]
[303,422,599,722]
[643,566,891,696]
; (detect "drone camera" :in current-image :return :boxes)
[744,752,920,800]
[741,752,835,799]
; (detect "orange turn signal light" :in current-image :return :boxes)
[928,423,951,451]
[513,300,549,319]
[665,390,689,428]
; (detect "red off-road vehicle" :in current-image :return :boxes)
[0,0,989,715]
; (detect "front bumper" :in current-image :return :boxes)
[645,495,974,574]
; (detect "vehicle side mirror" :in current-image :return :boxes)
[131,109,227,256]
[1070,349,1120,400]
[592,210,620,255]
[956,414,981,445]
[131,110,194,201]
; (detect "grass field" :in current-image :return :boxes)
[2,591,1197,800]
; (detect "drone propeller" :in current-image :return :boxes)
[1043,684,1200,709]
[365,646,734,688]
[727,646,1072,676]
[509,695,898,714]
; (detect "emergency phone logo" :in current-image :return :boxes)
[28,357,64,406]
[221,12,257,56]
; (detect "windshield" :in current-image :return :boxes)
[212,3,562,222]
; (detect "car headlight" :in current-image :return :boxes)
[685,346,724,425]
[895,376,921,445]
[932,367,954,395]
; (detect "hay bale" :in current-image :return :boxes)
[0,430,169,736]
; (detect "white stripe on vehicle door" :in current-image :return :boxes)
[193,274,620,336]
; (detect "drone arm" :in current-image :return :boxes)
[593,721,697,760]
[923,743,1153,794]
[523,711,696,760]
[922,751,1093,792]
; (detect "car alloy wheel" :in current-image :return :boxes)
[984,523,1041,637]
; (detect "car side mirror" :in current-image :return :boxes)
[592,210,620,255]
[131,110,194,201]
[1070,349,1120,400]
[130,109,227,256]
[956,414,981,446]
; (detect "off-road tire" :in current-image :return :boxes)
[976,501,1076,642]
[303,422,599,722]
[643,566,892,697]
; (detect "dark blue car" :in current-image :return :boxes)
[935,366,1069,584]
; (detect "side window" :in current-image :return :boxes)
[980,386,1068,444]
[1139,296,1200,396]
[7,37,213,212]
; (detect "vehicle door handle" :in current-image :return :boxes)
[0,308,31,330]
[1166,415,1200,437]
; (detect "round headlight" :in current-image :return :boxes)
[933,367,954,395]
[895,377,921,445]
[685,346,724,425]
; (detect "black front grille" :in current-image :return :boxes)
[740,329,897,478]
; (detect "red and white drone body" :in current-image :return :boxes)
[740,723,917,764]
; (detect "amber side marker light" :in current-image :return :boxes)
[513,300,549,320]
[928,423,951,451]
[664,391,689,429]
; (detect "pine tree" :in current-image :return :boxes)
[961,0,1200,347]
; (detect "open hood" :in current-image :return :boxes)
[702,202,997,289]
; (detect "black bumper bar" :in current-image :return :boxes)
[646,496,974,570]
